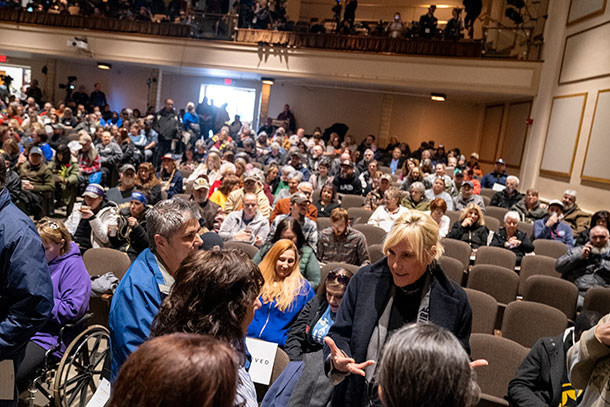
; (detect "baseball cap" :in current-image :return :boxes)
[462,180,474,188]
[290,192,309,204]
[120,164,136,174]
[496,158,506,165]
[380,174,392,182]
[193,177,210,191]
[30,146,43,156]
[454,170,464,178]
[83,183,105,198]
[548,199,564,209]
[341,159,354,167]
[199,232,224,251]
[79,134,92,145]
[161,153,174,161]
[470,152,479,160]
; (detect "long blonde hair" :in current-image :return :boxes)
[258,240,305,312]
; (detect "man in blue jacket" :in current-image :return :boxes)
[108,197,202,381]
[534,200,575,247]
[481,158,508,189]
[0,155,53,406]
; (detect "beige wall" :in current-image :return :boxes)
[267,82,484,154]
[522,0,610,213]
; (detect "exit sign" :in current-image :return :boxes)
[0,55,6,62]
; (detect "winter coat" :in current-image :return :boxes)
[448,221,490,249]
[31,242,91,355]
[490,227,534,264]
[49,158,80,186]
[0,188,53,360]
[533,218,575,247]
[65,201,118,249]
[324,259,472,406]
[109,249,172,381]
[17,161,54,192]
[218,209,270,244]
[97,142,123,168]
[154,108,181,142]
[285,295,329,361]
[490,189,523,209]
[562,205,591,234]
[512,200,547,223]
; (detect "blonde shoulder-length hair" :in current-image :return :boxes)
[258,239,305,312]
[458,203,485,226]
[383,211,444,267]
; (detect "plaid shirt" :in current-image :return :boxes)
[317,226,370,266]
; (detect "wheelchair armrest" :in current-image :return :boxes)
[57,313,93,346]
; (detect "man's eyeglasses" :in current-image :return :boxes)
[328,270,350,286]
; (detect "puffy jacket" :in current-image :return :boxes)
[98,141,123,167]
[49,158,80,186]
[0,188,53,359]
[17,161,54,192]
[154,108,181,142]
[448,221,490,249]
[556,246,610,293]
[65,201,118,249]
[490,189,523,209]
[31,242,91,355]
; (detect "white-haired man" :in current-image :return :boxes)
[490,175,523,209]
[561,190,591,234]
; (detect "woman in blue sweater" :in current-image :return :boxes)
[248,239,314,347]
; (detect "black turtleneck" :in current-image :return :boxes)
[388,271,429,333]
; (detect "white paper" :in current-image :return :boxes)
[492,183,506,192]
[245,338,278,385]
[85,378,111,407]
[0,360,14,400]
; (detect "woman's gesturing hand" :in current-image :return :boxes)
[325,337,376,377]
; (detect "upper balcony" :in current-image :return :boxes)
[0,0,546,102]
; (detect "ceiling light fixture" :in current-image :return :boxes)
[97,62,112,70]
[261,78,275,85]
[431,93,446,102]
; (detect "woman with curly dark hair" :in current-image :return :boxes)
[150,249,263,407]
[109,333,238,407]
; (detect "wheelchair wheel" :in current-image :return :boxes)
[53,325,110,407]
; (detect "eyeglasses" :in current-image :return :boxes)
[327,270,350,286]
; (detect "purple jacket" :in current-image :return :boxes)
[31,241,91,354]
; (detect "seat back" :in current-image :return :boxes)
[445,210,461,228]
[486,206,509,224]
[501,301,568,348]
[223,241,259,259]
[464,288,498,334]
[316,217,333,231]
[522,275,578,321]
[484,216,501,233]
[378,166,392,174]
[347,207,373,225]
[352,224,387,245]
[518,221,534,239]
[482,195,491,207]
[480,189,496,199]
[474,246,516,270]
[583,287,610,316]
[318,262,361,295]
[368,244,385,264]
[466,265,519,306]
[441,238,472,270]
[339,194,365,209]
[533,239,569,259]
[470,334,528,399]
[518,255,560,295]
[270,347,290,386]
[83,248,132,280]
[438,256,465,286]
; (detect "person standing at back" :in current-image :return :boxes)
[0,155,53,407]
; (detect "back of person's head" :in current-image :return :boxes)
[271,217,306,248]
[108,333,238,407]
[378,323,479,407]
[146,197,200,250]
[151,249,263,342]
[574,310,602,342]
[330,207,349,224]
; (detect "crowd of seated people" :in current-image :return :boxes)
[5,79,610,407]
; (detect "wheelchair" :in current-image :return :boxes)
[23,314,110,407]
